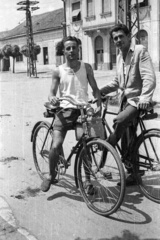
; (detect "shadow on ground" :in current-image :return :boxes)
[75,230,160,240]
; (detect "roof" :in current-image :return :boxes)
[0,8,64,40]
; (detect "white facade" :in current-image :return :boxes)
[65,0,160,71]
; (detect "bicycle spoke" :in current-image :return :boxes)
[134,130,160,203]
[77,139,125,216]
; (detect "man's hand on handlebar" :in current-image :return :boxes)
[49,96,60,106]
[137,101,151,110]
[94,106,101,117]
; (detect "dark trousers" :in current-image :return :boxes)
[107,104,139,147]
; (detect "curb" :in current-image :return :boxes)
[0,196,38,240]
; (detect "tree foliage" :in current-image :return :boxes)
[2,44,12,58]
[21,44,41,57]
[0,49,3,59]
[11,45,21,58]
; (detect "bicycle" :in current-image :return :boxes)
[101,93,160,204]
[31,96,126,216]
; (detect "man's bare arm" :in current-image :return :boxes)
[85,63,101,112]
[49,68,60,105]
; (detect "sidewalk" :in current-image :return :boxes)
[0,157,40,240]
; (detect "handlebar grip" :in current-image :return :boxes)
[142,112,159,120]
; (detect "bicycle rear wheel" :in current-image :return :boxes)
[76,139,125,216]
[32,122,53,180]
[133,130,160,203]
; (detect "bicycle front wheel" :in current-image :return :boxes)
[76,139,125,216]
[133,130,160,203]
[32,122,53,180]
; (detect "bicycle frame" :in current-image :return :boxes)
[101,97,159,166]
[39,106,95,170]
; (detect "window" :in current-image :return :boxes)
[132,0,148,7]
[72,2,81,22]
[136,30,148,49]
[43,47,48,65]
[102,0,111,13]
[139,0,148,7]
[16,54,23,62]
[87,0,94,17]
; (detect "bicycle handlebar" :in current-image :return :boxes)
[58,96,98,107]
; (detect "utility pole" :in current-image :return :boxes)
[61,0,67,37]
[17,0,39,77]
[118,0,140,42]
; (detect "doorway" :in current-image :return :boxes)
[137,30,148,49]
[95,36,104,70]
[43,47,49,65]
[110,38,116,69]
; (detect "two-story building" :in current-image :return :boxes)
[65,0,160,71]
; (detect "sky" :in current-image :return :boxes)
[0,0,63,32]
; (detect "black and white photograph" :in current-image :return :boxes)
[0,0,160,239]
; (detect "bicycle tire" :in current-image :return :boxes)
[76,139,125,216]
[32,121,53,180]
[133,129,160,204]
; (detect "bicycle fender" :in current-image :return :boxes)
[74,137,96,189]
[140,128,160,136]
[135,128,160,146]
[30,121,51,142]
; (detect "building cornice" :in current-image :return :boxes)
[82,22,115,32]
[0,26,62,41]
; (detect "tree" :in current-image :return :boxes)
[0,49,3,71]
[21,44,41,75]
[1,44,12,71]
[11,45,21,73]
[1,44,21,73]
[2,44,12,57]
[21,44,41,58]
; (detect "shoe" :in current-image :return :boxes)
[103,171,112,180]
[84,181,95,195]
[51,178,58,184]
[41,177,59,192]
[117,174,137,187]
[41,178,52,192]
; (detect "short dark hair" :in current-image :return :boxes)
[109,24,130,39]
[56,36,81,56]
[62,36,81,46]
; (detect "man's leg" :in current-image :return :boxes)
[107,104,138,146]
[107,104,139,186]
[41,130,66,192]
[49,130,66,179]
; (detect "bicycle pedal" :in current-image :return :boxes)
[66,162,71,168]
[138,170,145,176]
[59,164,65,168]
[103,172,112,180]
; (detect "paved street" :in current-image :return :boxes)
[0,67,160,240]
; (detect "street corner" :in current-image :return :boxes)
[0,196,38,240]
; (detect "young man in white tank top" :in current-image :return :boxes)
[41,36,101,192]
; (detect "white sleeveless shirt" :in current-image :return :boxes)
[58,61,88,109]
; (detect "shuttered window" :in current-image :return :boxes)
[102,0,111,13]
[87,0,93,17]
[72,2,81,22]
